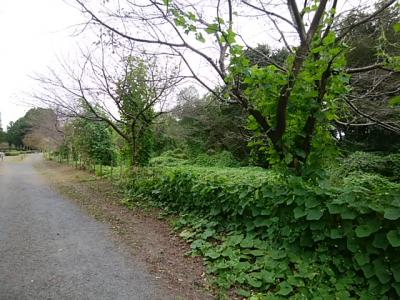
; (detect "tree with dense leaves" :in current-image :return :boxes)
[167,86,249,159]
[5,108,63,150]
[0,127,6,146]
[63,107,115,165]
[6,119,29,148]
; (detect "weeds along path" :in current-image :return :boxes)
[0,153,174,300]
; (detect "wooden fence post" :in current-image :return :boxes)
[110,161,113,180]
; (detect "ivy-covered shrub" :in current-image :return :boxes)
[335,151,400,181]
[149,150,240,168]
[190,151,241,167]
[126,166,400,298]
[148,149,188,166]
[4,150,22,156]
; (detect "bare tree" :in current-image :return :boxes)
[335,7,400,135]
[33,44,182,165]
[22,108,64,151]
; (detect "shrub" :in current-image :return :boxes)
[149,149,241,168]
[126,166,400,298]
[149,149,188,166]
[334,151,400,181]
[190,150,241,167]
[5,151,22,156]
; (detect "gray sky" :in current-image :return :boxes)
[0,0,374,130]
[0,0,83,129]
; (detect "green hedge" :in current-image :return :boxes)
[3,150,36,156]
[4,150,22,156]
[126,166,400,298]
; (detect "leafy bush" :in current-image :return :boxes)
[149,149,188,166]
[5,150,22,156]
[190,151,241,167]
[149,149,240,168]
[334,151,400,181]
[126,166,400,298]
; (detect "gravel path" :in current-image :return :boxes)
[0,154,173,300]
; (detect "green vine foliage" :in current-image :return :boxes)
[126,166,400,299]
[242,31,349,172]
[163,1,351,172]
[63,110,115,165]
[117,57,156,166]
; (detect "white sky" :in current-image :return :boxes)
[0,0,84,130]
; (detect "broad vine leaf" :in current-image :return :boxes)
[330,228,343,239]
[293,206,307,219]
[373,258,391,284]
[361,263,375,278]
[391,263,400,282]
[304,197,319,208]
[384,207,400,220]
[354,252,370,266]
[387,230,400,247]
[287,275,305,287]
[236,289,251,297]
[347,236,360,253]
[340,208,357,220]
[205,249,220,259]
[240,237,254,248]
[306,208,324,220]
[393,282,400,296]
[355,221,380,238]
[277,281,293,296]
[247,276,262,288]
[372,232,389,250]
[226,234,243,246]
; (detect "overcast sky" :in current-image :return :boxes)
[0,0,84,130]
[0,0,374,130]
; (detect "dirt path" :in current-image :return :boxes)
[0,154,211,300]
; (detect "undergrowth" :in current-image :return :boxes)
[124,161,400,299]
[333,152,400,182]
[149,150,240,168]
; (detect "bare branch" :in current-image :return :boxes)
[242,0,295,28]
[337,0,398,41]
[287,0,306,42]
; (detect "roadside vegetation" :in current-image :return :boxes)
[2,0,400,298]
